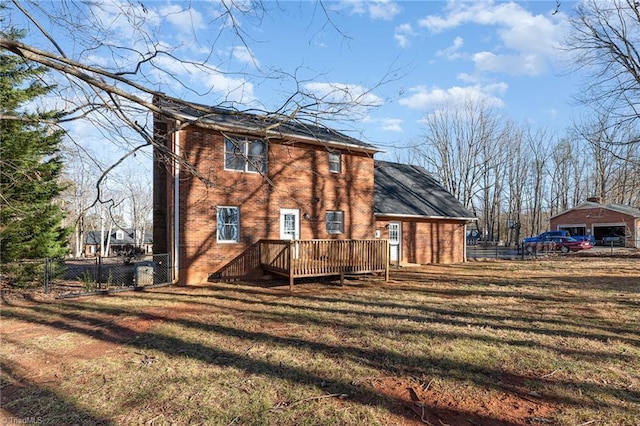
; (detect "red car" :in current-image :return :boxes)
[525,236,592,253]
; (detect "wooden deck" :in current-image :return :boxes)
[212,239,389,289]
[260,239,389,289]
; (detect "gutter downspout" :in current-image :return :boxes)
[173,122,180,284]
[463,223,467,262]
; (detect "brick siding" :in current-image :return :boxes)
[376,218,467,264]
[159,125,376,283]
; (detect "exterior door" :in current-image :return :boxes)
[388,221,401,263]
[280,209,300,240]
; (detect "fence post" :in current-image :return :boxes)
[44,258,49,294]
[97,255,102,289]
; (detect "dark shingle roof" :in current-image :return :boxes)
[374,161,476,220]
[155,96,380,153]
[85,229,152,245]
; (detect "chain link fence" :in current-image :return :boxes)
[1,254,172,298]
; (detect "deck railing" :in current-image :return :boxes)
[259,239,389,289]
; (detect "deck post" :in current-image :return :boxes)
[289,241,294,291]
[385,239,390,281]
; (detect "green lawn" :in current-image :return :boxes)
[1,258,639,425]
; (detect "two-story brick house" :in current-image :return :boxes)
[153,96,475,284]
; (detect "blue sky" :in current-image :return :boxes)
[10,1,585,163]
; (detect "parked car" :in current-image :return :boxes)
[601,233,624,246]
[524,236,593,254]
[523,230,595,246]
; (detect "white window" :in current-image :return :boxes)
[328,151,341,173]
[325,211,344,234]
[115,230,125,240]
[217,206,240,242]
[225,137,267,173]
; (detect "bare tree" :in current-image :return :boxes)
[1,0,391,203]
[412,98,498,210]
[549,138,576,216]
[412,98,512,242]
[119,166,153,248]
[60,160,97,257]
[566,0,640,150]
[573,113,640,204]
[505,126,529,244]
[523,126,552,236]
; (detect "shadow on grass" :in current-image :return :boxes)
[0,358,114,425]
[179,282,640,349]
[0,301,534,426]
[3,293,639,422]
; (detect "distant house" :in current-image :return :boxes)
[374,161,477,264]
[84,229,153,257]
[549,199,640,248]
[153,96,476,284]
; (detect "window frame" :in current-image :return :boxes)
[224,136,267,173]
[328,151,341,174]
[325,210,344,234]
[217,206,240,243]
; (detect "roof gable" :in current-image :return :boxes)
[551,202,640,219]
[155,96,380,154]
[374,161,476,220]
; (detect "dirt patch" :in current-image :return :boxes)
[363,376,556,426]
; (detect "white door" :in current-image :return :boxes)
[388,221,401,263]
[280,209,300,240]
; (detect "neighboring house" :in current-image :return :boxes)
[374,161,477,264]
[84,229,153,257]
[153,96,475,284]
[549,199,640,248]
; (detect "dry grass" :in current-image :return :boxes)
[1,258,639,425]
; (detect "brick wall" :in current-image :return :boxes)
[376,218,467,264]
[172,126,375,283]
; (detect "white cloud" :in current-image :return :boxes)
[380,118,403,132]
[90,0,161,36]
[303,82,384,107]
[436,36,464,59]
[337,0,401,20]
[398,84,507,110]
[472,51,546,76]
[368,0,401,20]
[302,82,384,120]
[150,55,256,104]
[160,4,205,32]
[418,1,569,76]
[543,108,558,119]
[394,23,416,48]
[232,46,259,66]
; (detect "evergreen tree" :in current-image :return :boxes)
[0,28,70,261]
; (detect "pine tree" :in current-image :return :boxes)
[0,28,70,261]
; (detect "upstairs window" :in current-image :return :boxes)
[115,230,125,240]
[325,211,344,234]
[328,151,341,173]
[225,137,267,173]
[217,206,240,243]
